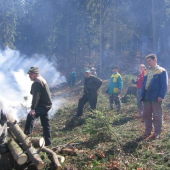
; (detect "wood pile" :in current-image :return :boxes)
[5,114,64,170]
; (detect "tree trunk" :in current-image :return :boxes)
[152,0,157,53]
[100,0,104,76]
[7,136,28,165]
[7,114,45,170]
[113,0,118,65]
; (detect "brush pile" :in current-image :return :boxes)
[1,114,64,170]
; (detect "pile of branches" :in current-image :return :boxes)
[6,114,65,170]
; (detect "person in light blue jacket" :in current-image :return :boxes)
[141,54,168,140]
[71,67,76,86]
[107,66,123,112]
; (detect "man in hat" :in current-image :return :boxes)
[75,69,102,116]
[24,67,52,146]
[107,66,123,112]
[0,109,8,154]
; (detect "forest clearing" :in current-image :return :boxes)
[1,78,170,170]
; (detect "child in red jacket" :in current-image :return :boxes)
[132,64,146,117]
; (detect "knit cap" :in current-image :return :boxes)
[27,67,39,74]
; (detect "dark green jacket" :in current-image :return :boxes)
[84,75,102,94]
[31,76,52,111]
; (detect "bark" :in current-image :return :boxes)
[42,147,63,170]
[8,134,28,165]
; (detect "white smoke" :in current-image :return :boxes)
[0,48,66,121]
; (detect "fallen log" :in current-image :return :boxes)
[42,147,63,170]
[7,114,45,170]
[7,114,31,149]
[27,147,45,170]
[8,133,28,165]
[29,137,45,148]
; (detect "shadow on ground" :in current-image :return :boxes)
[113,116,134,126]
[122,137,143,153]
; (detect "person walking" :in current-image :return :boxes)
[75,69,102,116]
[132,64,146,118]
[24,67,52,146]
[141,54,168,139]
[107,66,123,112]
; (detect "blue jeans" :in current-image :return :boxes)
[24,107,51,146]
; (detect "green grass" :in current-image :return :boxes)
[19,81,170,170]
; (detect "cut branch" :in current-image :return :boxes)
[52,136,79,151]
[42,147,63,170]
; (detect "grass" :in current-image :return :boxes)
[16,80,170,170]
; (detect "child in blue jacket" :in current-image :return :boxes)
[107,66,123,112]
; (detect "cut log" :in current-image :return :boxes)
[7,114,31,149]
[27,147,45,170]
[7,114,45,170]
[29,137,45,148]
[42,147,63,170]
[8,134,28,165]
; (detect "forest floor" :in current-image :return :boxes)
[1,79,170,170]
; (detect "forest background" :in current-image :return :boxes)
[0,0,170,80]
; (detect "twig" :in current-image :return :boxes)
[52,136,79,151]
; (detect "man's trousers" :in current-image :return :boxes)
[143,100,162,135]
[109,94,121,111]
[24,107,51,146]
[77,93,97,116]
